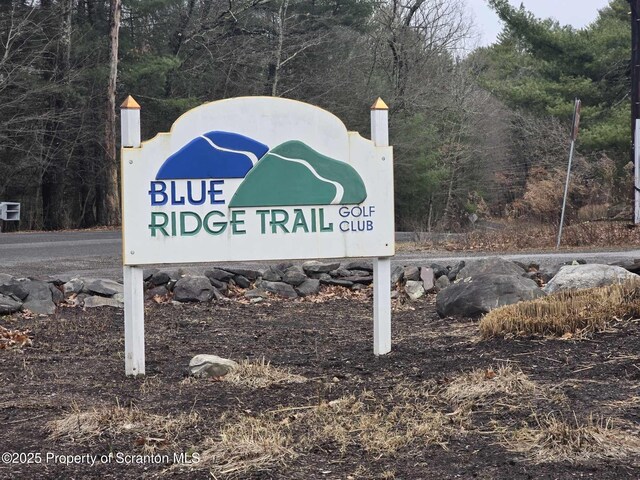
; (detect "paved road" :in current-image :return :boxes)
[1,230,638,280]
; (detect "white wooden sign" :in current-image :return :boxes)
[120,96,394,375]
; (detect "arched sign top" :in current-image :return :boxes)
[121,96,394,266]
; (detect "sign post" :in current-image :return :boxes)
[120,96,395,375]
[371,98,392,355]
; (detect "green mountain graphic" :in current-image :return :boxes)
[229,140,367,207]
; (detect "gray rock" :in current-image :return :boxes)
[295,278,321,297]
[211,288,227,301]
[204,268,235,282]
[233,275,251,289]
[49,284,64,305]
[351,283,367,291]
[343,260,373,272]
[0,282,28,301]
[84,296,123,308]
[342,275,373,285]
[430,263,448,279]
[330,268,352,278]
[189,354,238,378]
[225,268,260,281]
[261,266,284,282]
[308,272,332,282]
[403,266,420,281]
[457,257,525,280]
[435,275,450,290]
[320,278,354,287]
[612,259,640,275]
[420,267,435,292]
[84,279,124,297]
[0,273,16,285]
[173,276,214,302]
[145,285,168,300]
[283,266,307,286]
[447,261,466,281]
[390,290,399,299]
[544,264,640,294]
[245,288,269,300]
[405,280,425,301]
[150,271,171,286]
[390,265,404,287]
[436,273,545,318]
[143,268,158,281]
[275,261,295,272]
[208,278,225,289]
[0,294,22,314]
[22,280,56,315]
[302,260,341,274]
[63,278,84,297]
[262,281,298,299]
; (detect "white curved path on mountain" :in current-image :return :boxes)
[199,135,260,165]
[268,152,344,204]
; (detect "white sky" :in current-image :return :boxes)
[466,0,613,46]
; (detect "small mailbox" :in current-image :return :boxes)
[0,202,20,221]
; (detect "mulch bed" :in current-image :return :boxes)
[1,291,639,479]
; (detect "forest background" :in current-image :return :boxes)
[0,0,634,232]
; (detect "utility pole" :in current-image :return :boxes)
[630,0,640,223]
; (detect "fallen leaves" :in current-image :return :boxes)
[0,325,32,349]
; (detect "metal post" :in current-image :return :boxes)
[121,95,145,375]
[370,97,391,355]
[557,139,576,249]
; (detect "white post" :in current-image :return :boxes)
[121,95,145,375]
[371,97,391,356]
[124,265,145,375]
[121,95,141,148]
[635,120,640,224]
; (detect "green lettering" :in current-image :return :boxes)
[256,210,269,234]
[311,208,317,233]
[231,210,246,235]
[180,211,202,236]
[270,209,289,234]
[319,208,333,232]
[203,210,227,235]
[149,212,169,237]
[291,209,309,233]
[171,211,177,236]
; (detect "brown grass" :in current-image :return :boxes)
[442,365,538,413]
[505,413,640,464]
[48,404,199,452]
[197,413,296,478]
[224,358,307,388]
[480,281,640,338]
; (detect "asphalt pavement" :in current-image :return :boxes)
[0,229,638,281]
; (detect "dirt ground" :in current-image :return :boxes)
[1,290,639,479]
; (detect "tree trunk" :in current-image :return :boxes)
[103,0,121,226]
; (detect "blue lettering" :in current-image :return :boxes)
[187,180,206,205]
[149,181,168,206]
[209,180,225,205]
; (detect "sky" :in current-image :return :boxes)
[467,0,612,46]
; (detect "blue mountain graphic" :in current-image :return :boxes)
[156,131,269,180]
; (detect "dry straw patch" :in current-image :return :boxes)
[198,413,296,478]
[442,365,538,413]
[480,280,640,338]
[48,405,199,451]
[505,413,640,464]
[224,358,307,388]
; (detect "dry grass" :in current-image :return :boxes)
[299,385,449,456]
[48,404,199,451]
[505,413,640,464]
[197,413,295,478]
[186,382,450,477]
[442,365,538,414]
[224,358,307,388]
[480,281,640,338]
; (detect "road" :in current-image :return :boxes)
[1,230,638,281]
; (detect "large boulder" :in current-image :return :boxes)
[436,273,545,318]
[173,276,214,302]
[456,257,525,280]
[0,294,22,315]
[83,279,124,296]
[302,260,341,274]
[295,279,321,297]
[262,281,298,299]
[22,280,56,315]
[544,264,640,294]
[189,354,238,378]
